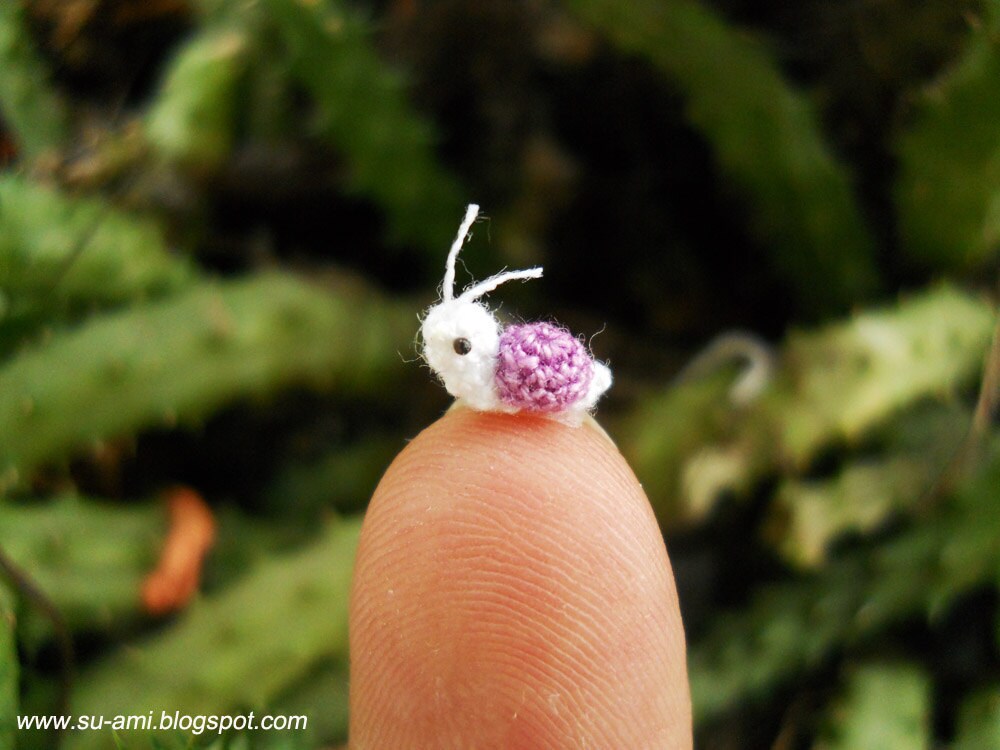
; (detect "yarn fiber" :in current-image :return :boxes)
[496,322,594,412]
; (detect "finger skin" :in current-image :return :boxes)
[349,408,691,749]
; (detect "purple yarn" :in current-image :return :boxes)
[496,322,594,412]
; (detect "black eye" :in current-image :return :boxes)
[453,337,472,355]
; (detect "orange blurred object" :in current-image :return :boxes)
[141,486,217,615]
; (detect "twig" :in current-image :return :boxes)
[0,543,75,741]
[916,311,1000,512]
[969,316,1000,439]
[671,330,775,406]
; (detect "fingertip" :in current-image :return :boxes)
[349,408,691,748]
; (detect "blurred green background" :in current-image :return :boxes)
[1,0,999,747]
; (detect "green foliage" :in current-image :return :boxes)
[0,0,996,747]
[762,286,991,465]
[815,663,931,750]
[0,175,195,320]
[624,285,994,526]
[621,369,739,521]
[564,0,879,315]
[62,516,359,750]
[768,401,969,566]
[146,25,250,170]
[954,688,1000,750]
[0,585,15,750]
[773,457,931,567]
[267,659,350,750]
[0,497,162,640]
[896,0,1000,270]
[262,436,399,516]
[0,273,413,494]
[265,0,464,254]
[688,437,1000,722]
[0,0,67,161]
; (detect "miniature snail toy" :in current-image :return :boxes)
[420,204,612,426]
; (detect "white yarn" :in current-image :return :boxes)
[421,203,611,422]
[442,204,480,303]
[583,362,613,410]
[457,267,543,304]
[421,299,506,411]
[422,204,542,410]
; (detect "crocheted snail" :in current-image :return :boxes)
[420,204,612,426]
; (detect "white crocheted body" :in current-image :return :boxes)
[420,299,506,411]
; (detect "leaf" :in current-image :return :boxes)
[563,0,878,315]
[688,439,1000,722]
[146,25,250,170]
[766,285,992,467]
[815,662,930,750]
[624,285,994,524]
[772,457,933,567]
[0,0,68,160]
[0,272,415,494]
[953,687,1000,750]
[63,517,361,750]
[269,658,350,747]
[0,496,163,640]
[265,0,464,254]
[619,368,739,523]
[0,174,195,318]
[0,585,16,750]
[768,401,969,567]
[895,1,1000,270]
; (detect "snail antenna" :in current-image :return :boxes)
[458,267,543,303]
[443,204,480,302]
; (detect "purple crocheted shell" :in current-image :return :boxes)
[496,322,594,412]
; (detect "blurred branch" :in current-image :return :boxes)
[63,515,361,750]
[814,663,931,750]
[622,285,995,525]
[0,272,416,495]
[689,438,1000,723]
[0,497,163,640]
[0,544,74,725]
[563,0,879,315]
[966,314,1000,455]
[0,174,195,320]
[0,0,69,162]
[145,23,251,171]
[265,0,464,255]
[895,0,1000,271]
[911,311,1000,516]
[262,435,399,516]
[953,687,1000,750]
[0,583,15,750]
